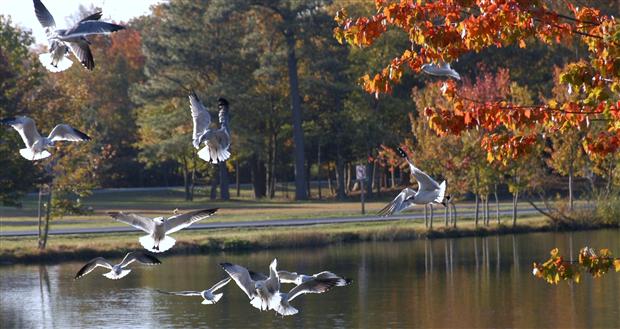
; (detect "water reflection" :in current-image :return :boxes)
[0,230,618,328]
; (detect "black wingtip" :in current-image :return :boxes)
[344,278,353,285]
[220,262,233,268]
[72,128,91,141]
[217,98,229,107]
[396,147,408,159]
[1,117,16,125]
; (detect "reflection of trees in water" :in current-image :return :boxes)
[38,265,51,327]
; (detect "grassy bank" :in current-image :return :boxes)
[1,216,617,265]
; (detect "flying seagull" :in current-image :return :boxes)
[74,251,161,280]
[221,259,281,311]
[278,270,351,287]
[156,277,232,305]
[421,62,461,80]
[275,271,353,316]
[1,116,91,161]
[33,0,125,71]
[378,147,447,216]
[189,92,231,163]
[108,208,218,253]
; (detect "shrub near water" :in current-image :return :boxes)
[595,193,620,226]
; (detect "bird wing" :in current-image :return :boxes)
[33,0,56,30]
[163,208,218,234]
[107,211,154,233]
[79,11,103,23]
[119,251,161,268]
[155,289,202,297]
[407,161,441,191]
[48,124,91,142]
[287,276,347,302]
[63,21,125,38]
[74,257,113,279]
[1,116,41,149]
[209,277,232,292]
[189,92,211,149]
[249,270,268,281]
[265,258,280,294]
[277,271,300,284]
[220,262,256,299]
[377,188,416,216]
[312,271,352,287]
[68,40,94,70]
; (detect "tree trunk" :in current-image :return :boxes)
[475,194,480,227]
[306,158,311,199]
[181,155,191,201]
[336,147,346,199]
[327,162,334,196]
[429,204,434,229]
[236,159,240,197]
[317,144,322,200]
[451,202,457,228]
[568,161,574,211]
[284,29,307,200]
[494,184,500,225]
[210,169,218,200]
[444,203,449,227]
[37,187,44,249]
[424,205,428,228]
[251,155,266,198]
[39,187,52,250]
[391,166,396,188]
[220,162,230,200]
[512,190,519,227]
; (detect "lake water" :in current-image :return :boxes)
[1,229,619,328]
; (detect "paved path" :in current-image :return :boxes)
[0,208,542,237]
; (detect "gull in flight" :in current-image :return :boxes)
[189,92,231,163]
[250,269,352,316]
[221,259,281,311]
[108,208,218,253]
[74,251,161,280]
[33,0,125,71]
[378,147,447,216]
[421,62,461,80]
[1,116,91,161]
[156,277,232,305]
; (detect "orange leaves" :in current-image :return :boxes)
[533,247,620,285]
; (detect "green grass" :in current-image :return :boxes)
[0,186,551,232]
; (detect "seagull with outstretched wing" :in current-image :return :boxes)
[221,259,281,312]
[275,271,353,316]
[33,0,125,71]
[379,147,447,216]
[1,116,91,161]
[74,251,161,280]
[156,277,232,304]
[108,208,218,253]
[189,92,231,163]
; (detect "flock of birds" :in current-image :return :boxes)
[72,208,351,317]
[0,0,460,319]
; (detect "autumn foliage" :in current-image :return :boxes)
[532,247,620,284]
[334,0,620,162]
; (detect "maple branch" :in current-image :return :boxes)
[454,92,604,114]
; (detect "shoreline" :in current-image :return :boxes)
[1,218,618,266]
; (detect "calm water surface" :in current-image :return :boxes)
[1,229,619,328]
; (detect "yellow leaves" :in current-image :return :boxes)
[614,259,620,272]
[535,247,620,285]
[548,100,558,109]
[518,39,526,48]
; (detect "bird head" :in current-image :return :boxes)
[217,98,229,109]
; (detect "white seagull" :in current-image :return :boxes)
[33,0,125,71]
[189,92,231,163]
[378,147,447,216]
[108,208,218,253]
[221,259,281,311]
[1,116,91,161]
[421,62,461,80]
[155,277,232,305]
[275,271,352,316]
[74,251,161,280]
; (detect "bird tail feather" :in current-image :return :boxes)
[202,292,223,304]
[276,302,299,316]
[19,148,51,161]
[103,269,131,280]
[38,53,73,72]
[197,145,213,163]
[139,235,175,253]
